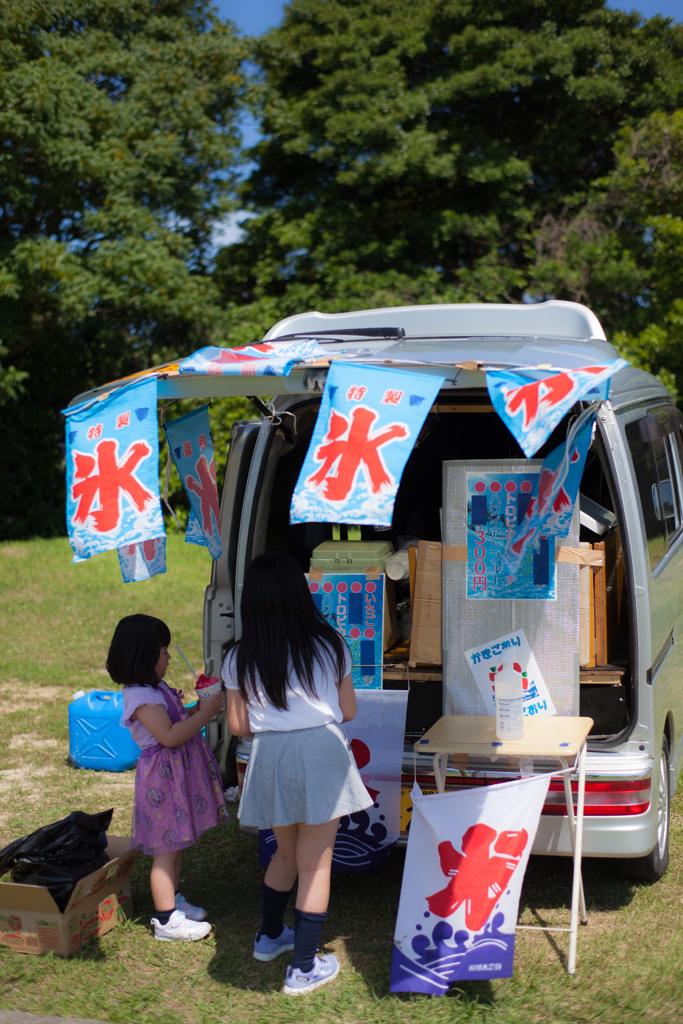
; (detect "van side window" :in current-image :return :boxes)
[626,406,683,571]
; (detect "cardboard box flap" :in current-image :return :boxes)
[0,880,62,914]
[65,848,137,913]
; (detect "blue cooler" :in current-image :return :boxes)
[69,690,141,771]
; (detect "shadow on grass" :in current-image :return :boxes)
[161,820,642,999]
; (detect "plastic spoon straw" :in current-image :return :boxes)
[175,645,198,681]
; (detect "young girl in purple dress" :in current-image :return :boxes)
[107,614,228,942]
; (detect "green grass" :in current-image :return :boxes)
[2,536,683,1023]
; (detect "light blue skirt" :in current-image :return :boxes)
[238,722,374,828]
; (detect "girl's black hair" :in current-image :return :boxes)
[234,551,349,710]
[106,614,171,689]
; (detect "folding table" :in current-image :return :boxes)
[415,714,594,975]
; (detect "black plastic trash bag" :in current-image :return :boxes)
[0,808,113,911]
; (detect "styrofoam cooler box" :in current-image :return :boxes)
[68,691,141,771]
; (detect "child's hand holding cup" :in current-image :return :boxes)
[195,674,225,714]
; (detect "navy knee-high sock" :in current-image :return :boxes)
[260,881,294,940]
[292,908,327,972]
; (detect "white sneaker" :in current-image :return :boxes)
[175,892,207,921]
[152,909,211,941]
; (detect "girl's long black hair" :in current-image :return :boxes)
[106,614,171,688]
[234,551,349,710]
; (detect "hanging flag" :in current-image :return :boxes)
[334,689,408,873]
[486,360,627,458]
[259,690,408,873]
[118,536,167,583]
[178,339,325,376]
[501,408,594,577]
[291,363,444,526]
[390,775,550,994]
[63,379,164,562]
[163,406,222,560]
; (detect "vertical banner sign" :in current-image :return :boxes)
[308,575,384,689]
[390,775,550,994]
[163,406,222,560]
[63,379,164,562]
[117,537,167,583]
[291,363,445,526]
[466,466,555,599]
[502,411,593,577]
[260,690,408,873]
[486,360,627,458]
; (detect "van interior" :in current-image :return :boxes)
[234,389,631,748]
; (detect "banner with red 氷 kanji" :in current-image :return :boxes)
[390,775,549,994]
[291,362,444,526]
[63,379,164,562]
[163,405,222,560]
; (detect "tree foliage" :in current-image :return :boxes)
[0,0,245,537]
[217,0,683,370]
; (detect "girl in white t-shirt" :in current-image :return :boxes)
[222,551,372,996]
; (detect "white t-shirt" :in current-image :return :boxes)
[221,641,351,733]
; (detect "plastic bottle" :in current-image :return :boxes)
[494,661,524,740]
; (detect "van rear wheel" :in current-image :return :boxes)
[618,735,670,883]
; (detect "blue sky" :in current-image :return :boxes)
[213,0,681,36]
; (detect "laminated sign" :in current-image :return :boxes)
[308,575,384,689]
[390,775,550,993]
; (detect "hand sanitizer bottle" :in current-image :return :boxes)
[494,661,524,740]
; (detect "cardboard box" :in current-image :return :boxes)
[409,540,442,667]
[0,835,138,957]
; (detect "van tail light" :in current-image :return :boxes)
[543,777,651,816]
[402,774,652,817]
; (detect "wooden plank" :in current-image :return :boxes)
[579,543,591,667]
[594,541,607,666]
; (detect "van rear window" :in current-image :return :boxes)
[626,408,683,571]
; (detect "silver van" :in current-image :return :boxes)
[74,299,683,880]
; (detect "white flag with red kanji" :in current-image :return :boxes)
[390,775,549,994]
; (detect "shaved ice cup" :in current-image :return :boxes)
[195,674,222,701]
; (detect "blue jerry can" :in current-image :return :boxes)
[68,690,141,771]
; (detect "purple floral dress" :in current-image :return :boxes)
[128,683,228,855]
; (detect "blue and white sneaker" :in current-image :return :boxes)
[253,925,295,961]
[175,893,207,922]
[282,954,340,995]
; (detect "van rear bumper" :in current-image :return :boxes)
[533,810,658,859]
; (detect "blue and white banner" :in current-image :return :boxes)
[502,408,594,576]
[390,775,550,993]
[486,360,627,458]
[63,379,164,561]
[117,536,167,583]
[178,339,324,376]
[291,363,444,526]
[308,574,385,689]
[164,406,222,560]
[260,689,408,874]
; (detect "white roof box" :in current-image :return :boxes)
[264,300,606,343]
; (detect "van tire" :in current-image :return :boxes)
[618,735,670,883]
